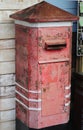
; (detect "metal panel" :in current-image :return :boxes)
[14,1,76,128]
[15,23,72,128]
[39,62,70,116]
[10,1,78,22]
[16,101,28,125]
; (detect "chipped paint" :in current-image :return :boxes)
[15,23,72,129]
[13,1,78,129]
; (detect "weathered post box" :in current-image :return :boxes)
[10,1,78,129]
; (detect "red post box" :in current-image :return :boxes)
[10,1,78,129]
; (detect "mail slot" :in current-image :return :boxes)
[10,1,78,129]
[44,39,66,50]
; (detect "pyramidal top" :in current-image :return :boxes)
[10,1,79,23]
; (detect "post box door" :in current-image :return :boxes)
[38,61,70,116]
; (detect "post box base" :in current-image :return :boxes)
[16,118,71,130]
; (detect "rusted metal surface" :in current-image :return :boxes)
[16,102,28,124]
[39,62,70,116]
[10,1,79,22]
[11,1,78,129]
[15,24,72,129]
[15,24,38,91]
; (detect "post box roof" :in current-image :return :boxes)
[10,1,79,22]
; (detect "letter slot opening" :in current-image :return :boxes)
[45,39,66,50]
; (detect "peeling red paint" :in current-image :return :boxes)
[16,102,28,124]
[15,24,72,129]
[10,1,78,129]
